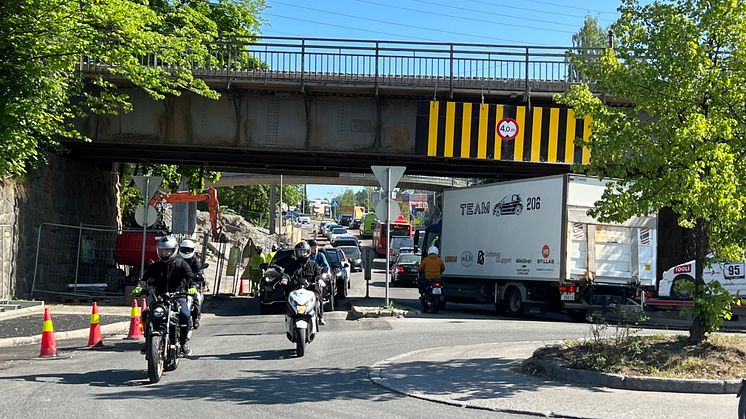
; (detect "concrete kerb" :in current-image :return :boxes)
[522,355,743,394]
[348,302,420,319]
[0,302,45,320]
[0,321,131,348]
[368,347,593,419]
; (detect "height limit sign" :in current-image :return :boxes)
[496,117,519,141]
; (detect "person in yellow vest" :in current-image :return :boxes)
[249,247,265,294]
[266,245,278,266]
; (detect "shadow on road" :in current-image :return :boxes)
[0,369,147,387]
[188,348,296,361]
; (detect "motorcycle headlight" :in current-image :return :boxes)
[296,305,307,314]
[264,276,274,283]
[356,258,362,263]
[153,306,166,319]
[336,271,343,277]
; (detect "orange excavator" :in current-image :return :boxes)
[148,186,221,239]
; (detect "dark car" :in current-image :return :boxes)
[339,246,362,272]
[318,221,329,234]
[349,218,361,229]
[258,249,295,314]
[390,253,421,286]
[321,248,349,300]
[339,215,352,226]
[332,236,360,248]
[493,194,523,216]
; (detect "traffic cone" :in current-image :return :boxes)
[39,308,58,358]
[87,302,104,347]
[125,299,143,339]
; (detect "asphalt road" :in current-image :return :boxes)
[0,223,599,419]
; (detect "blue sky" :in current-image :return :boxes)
[261,0,625,199]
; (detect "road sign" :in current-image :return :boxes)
[496,117,519,140]
[375,199,401,222]
[132,175,163,200]
[134,205,157,227]
[371,166,405,193]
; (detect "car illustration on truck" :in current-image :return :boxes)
[493,194,523,216]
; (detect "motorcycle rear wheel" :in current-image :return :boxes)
[740,394,746,419]
[147,336,164,383]
[431,295,439,314]
[295,328,306,357]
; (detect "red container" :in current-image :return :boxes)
[114,231,160,267]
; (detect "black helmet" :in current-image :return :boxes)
[307,239,317,247]
[294,242,311,261]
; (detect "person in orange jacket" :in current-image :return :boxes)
[417,246,445,295]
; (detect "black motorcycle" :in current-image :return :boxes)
[259,264,292,314]
[146,291,184,384]
[190,263,208,328]
[420,280,444,314]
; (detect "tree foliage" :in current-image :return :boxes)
[568,14,608,82]
[217,184,304,228]
[557,0,746,343]
[0,0,265,179]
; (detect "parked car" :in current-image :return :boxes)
[330,227,349,242]
[297,216,311,224]
[349,218,361,229]
[339,215,352,226]
[339,246,362,272]
[390,253,421,286]
[332,235,360,248]
[321,248,350,299]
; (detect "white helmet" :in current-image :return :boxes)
[179,239,196,260]
[158,236,179,262]
[428,246,439,256]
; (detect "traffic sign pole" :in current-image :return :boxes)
[140,177,150,278]
[385,167,390,307]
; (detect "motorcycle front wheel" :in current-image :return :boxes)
[295,328,306,357]
[147,336,164,383]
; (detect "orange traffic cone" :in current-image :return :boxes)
[87,302,104,347]
[125,299,143,339]
[39,308,58,357]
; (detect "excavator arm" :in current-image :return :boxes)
[149,187,221,239]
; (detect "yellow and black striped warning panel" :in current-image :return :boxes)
[415,101,591,164]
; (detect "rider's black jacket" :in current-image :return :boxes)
[143,258,195,295]
[284,257,323,288]
[182,257,204,284]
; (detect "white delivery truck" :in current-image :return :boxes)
[416,174,657,321]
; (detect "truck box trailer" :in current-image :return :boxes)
[418,174,657,321]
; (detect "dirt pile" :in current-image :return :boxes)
[196,211,276,250]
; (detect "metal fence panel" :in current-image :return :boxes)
[31,223,122,298]
[0,225,12,300]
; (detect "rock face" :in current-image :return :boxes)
[0,155,118,298]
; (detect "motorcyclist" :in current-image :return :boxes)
[266,245,278,265]
[133,235,197,356]
[417,246,445,295]
[179,239,204,329]
[283,242,327,325]
[307,239,330,271]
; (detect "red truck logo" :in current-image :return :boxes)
[673,265,692,274]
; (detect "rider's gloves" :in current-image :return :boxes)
[131,286,142,296]
[188,287,198,295]
[317,279,326,288]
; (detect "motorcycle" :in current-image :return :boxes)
[420,280,444,314]
[266,267,328,357]
[145,291,185,384]
[259,264,291,314]
[190,263,208,329]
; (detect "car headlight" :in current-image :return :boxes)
[153,306,166,318]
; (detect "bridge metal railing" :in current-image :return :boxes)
[79,36,605,96]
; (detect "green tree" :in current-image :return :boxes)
[354,187,374,209]
[568,13,608,82]
[557,0,746,343]
[0,0,265,179]
[337,189,356,207]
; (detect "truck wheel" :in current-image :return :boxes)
[567,309,588,323]
[671,275,693,300]
[504,287,524,317]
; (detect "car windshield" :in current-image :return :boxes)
[340,247,360,258]
[324,250,340,264]
[332,228,347,234]
[393,237,414,248]
[397,254,420,264]
[335,240,358,247]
